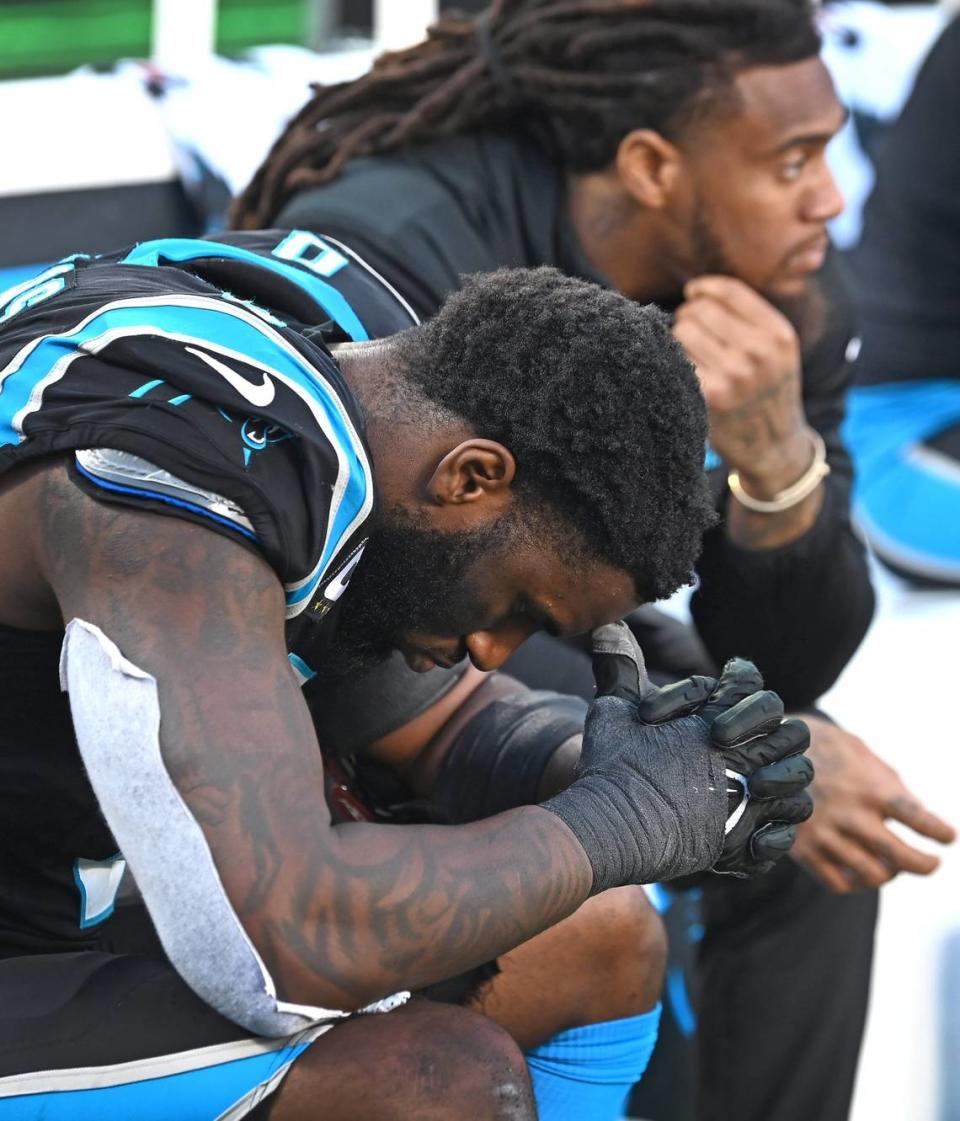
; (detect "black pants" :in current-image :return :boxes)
[696,860,877,1121]
[504,623,879,1121]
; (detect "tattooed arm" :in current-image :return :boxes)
[34,462,591,1012]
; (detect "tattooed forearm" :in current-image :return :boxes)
[34,462,592,1010]
[277,810,588,1007]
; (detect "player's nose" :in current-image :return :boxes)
[464,622,534,672]
[804,163,845,224]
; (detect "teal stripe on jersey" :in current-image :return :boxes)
[288,653,317,684]
[120,238,369,343]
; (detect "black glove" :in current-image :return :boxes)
[639,658,813,876]
[543,622,812,893]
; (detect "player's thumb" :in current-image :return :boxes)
[591,621,652,704]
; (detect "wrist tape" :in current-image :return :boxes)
[544,701,727,894]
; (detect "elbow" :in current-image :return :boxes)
[222,884,417,1018]
[163,920,406,1037]
[138,883,405,1036]
[263,930,407,1017]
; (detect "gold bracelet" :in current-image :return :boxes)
[728,431,830,514]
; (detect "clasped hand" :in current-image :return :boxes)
[545,622,813,893]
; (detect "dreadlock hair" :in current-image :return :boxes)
[381,266,716,603]
[233,0,821,229]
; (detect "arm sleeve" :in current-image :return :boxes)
[432,691,587,824]
[307,651,470,755]
[690,255,875,709]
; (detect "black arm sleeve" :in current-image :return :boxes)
[432,692,587,824]
[306,651,470,756]
[691,255,875,709]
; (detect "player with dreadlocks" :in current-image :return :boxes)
[228,3,953,1120]
[235,0,822,230]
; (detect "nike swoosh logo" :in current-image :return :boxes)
[185,346,277,408]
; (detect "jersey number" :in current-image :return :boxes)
[272,231,348,278]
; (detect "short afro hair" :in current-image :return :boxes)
[392,267,716,602]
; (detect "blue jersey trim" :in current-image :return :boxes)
[74,460,260,543]
[287,653,317,684]
[0,262,54,291]
[0,263,73,326]
[120,237,369,342]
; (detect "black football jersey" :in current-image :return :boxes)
[0,230,417,952]
[0,229,416,637]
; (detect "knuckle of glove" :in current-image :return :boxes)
[719,656,765,690]
[723,716,810,776]
[751,791,814,825]
[715,788,808,876]
[789,791,815,824]
[748,752,814,798]
[637,675,716,725]
[716,819,798,877]
[711,690,785,748]
[750,822,797,864]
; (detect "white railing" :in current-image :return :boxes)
[373,0,439,51]
[151,0,218,69]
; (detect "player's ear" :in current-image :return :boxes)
[616,128,685,210]
[426,439,516,507]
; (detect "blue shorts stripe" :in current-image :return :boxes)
[0,1043,310,1121]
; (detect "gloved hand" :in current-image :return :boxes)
[543,622,813,893]
[641,655,813,876]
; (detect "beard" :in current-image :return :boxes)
[310,506,509,684]
[689,194,738,281]
[688,193,818,329]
